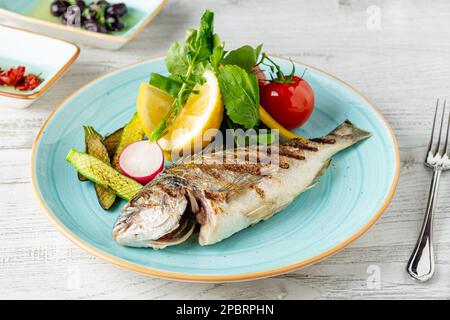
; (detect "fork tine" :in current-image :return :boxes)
[427,99,440,158]
[443,100,450,155]
[434,99,446,155]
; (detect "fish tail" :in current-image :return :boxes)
[329,120,371,143]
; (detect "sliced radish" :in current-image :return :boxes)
[119,141,164,184]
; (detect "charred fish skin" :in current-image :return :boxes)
[197,121,371,246]
[112,174,193,249]
[112,120,370,249]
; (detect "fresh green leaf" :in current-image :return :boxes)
[221,44,262,72]
[254,44,263,60]
[184,29,198,62]
[210,34,225,71]
[194,10,215,62]
[165,42,189,76]
[149,73,182,98]
[151,10,216,141]
[218,65,260,129]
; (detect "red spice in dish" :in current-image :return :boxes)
[0,66,42,91]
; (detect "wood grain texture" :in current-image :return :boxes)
[1,0,450,299]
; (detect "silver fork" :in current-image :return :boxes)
[407,98,450,282]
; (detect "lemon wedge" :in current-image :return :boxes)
[137,70,223,156]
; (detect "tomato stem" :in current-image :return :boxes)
[257,53,297,84]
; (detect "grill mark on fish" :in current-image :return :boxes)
[283,139,319,152]
[279,162,290,169]
[113,120,372,249]
[153,174,190,198]
[204,167,222,179]
[311,137,337,144]
[251,184,265,198]
[195,163,264,176]
[157,182,182,197]
[278,145,306,160]
[261,147,291,168]
[184,147,295,170]
[209,200,222,215]
[222,163,263,175]
[204,190,227,202]
[205,149,273,165]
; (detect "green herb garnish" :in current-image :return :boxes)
[217,65,259,129]
[149,73,182,98]
[150,10,215,141]
[149,9,268,142]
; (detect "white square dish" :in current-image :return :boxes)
[0,0,167,50]
[0,24,80,109]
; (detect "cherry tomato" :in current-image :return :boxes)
[259,76,314,129]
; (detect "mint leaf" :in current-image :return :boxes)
[221,44,262,72]
[218,65,260,129]
[149,73,182,98]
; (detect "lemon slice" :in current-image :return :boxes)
[137,70,223,155]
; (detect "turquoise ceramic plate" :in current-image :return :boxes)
[31,57,399,282]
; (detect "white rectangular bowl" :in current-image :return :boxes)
[0,24,80,109]
[0,0,167,50]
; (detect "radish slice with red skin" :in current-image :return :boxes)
[119,141,164,185]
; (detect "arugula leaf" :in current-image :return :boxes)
[194,11,214,62]
[149,73,182,98]
[218,65,260,129]
[150,10,267,142]
[221,44,262,72]
[151,10,215,141]
[165,42,189,76]
[210,34,225,71]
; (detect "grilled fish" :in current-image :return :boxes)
[112,121,370,249]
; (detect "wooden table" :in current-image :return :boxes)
[1,0,449,299]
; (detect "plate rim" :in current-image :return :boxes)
[30,56,400,283]
[0,0,167,43]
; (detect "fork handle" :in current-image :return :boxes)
[407,167,441,282]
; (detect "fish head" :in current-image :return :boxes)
[112,176,191,248]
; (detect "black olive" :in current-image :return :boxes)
[60,11,69,24]
[50,0,70,17]
[106,3,127,17]
[60,10,81,26]
[105,14,124,32]
[88,0,110,11]
[97,0,110,5]
[84,20,107,33]
[82,8,97,21]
